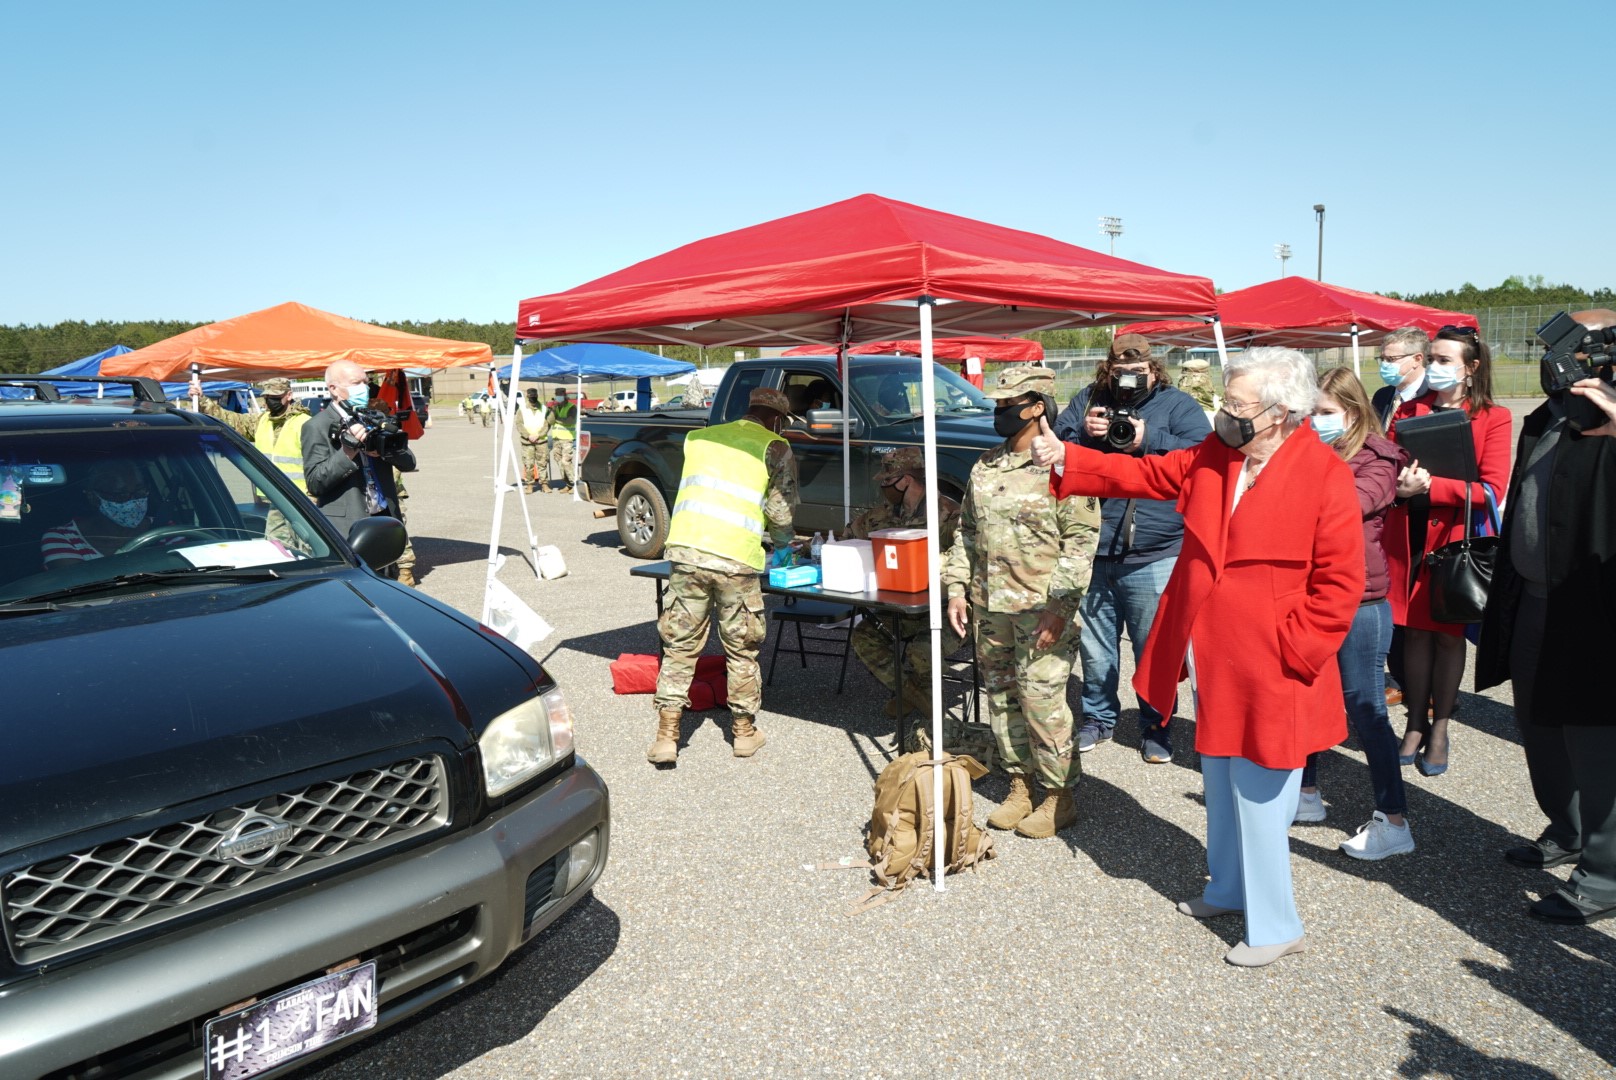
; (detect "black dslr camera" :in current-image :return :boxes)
[329,398,410,456]
[1537,312,1616,433]
[1102,371,1146,450]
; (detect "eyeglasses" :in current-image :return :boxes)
[1380,352,1418,364]
[96,486,148,500]
[1111,364,1150,375]
[1222,397,1266,417]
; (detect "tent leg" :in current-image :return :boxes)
[573,373,584,502]
[1351,323,1361,381]
[917,298,946,894]
[1211,317,1230,382]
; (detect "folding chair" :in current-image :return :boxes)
[766,597,855,693]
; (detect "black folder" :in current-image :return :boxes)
[1393,409,1477,482]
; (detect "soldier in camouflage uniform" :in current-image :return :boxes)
[518,389,551,493]
[943,365,1101,839]
[845,446,964,724]
[649,387,800,765]
[1177,356,1218,411]
[190,377,311,554]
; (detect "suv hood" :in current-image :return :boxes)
[0,576,482,855]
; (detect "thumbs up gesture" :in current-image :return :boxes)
[1031,415,1064,468]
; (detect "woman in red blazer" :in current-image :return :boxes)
[1038,348,1363,967]
[1385,328,1512,776]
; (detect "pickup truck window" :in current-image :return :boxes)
[782,371,841,416]
[850,364,992,419]
[716,367,767,423]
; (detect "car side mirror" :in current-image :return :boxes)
[348,516,408,572]
[805,407,862,439]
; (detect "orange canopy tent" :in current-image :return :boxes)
[101,301,493,381]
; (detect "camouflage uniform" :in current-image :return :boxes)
[942,368,1101,792]
[654,399,800,725]
[845,447,964,699]
[392,468,415,582]
[548,399,577,490]
[1177,358,1218,411]
[197,386,310,552]
[518,399,550,489]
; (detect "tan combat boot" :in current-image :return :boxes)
[647,708,681,765]
[396,566,416,588]
[1015,787,1077,839]
[987,774,1036,831]
[731,713,767,758]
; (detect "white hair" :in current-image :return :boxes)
[1224,346,1318,417]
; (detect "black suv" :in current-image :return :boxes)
[0,377,609,1080]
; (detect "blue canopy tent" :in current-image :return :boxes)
[3,345,252,402]
[496,342,695,410]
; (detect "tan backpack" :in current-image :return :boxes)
[849,751,994,913]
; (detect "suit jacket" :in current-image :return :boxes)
[1372,373,1428,428]
[1052,428,1363,769]
[301,405,417,539]
[1476,401,1616,724]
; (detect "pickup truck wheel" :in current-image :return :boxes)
[618,478,670,559]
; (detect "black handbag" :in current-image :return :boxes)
[1424,482,1500,625]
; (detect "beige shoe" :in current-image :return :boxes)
[731,714,766,758]
[987,774,1035,831]
[1225,936,1306,968]
[647,708,680,765]
[1015,788,1077,839]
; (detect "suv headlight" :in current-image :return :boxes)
[479,688,575,797]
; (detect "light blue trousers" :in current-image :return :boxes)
[1200,755,1304,947]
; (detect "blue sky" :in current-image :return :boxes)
[3,0,1609,325]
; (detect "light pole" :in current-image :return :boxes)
[1274,242,1292,278]
[1099,215,1123,256]
[1313,203,1326,281]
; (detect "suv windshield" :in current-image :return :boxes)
[849,359,993,419]
[0,425,342,603]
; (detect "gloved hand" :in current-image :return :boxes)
[767,547,792,569]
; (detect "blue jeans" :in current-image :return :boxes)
[1078,556,1176,733]
[1301,600,1408,816]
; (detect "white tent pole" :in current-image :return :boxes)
[483,351,520,621]
[503,348,543,578]
[1211,317,1230,378]
[840,342,851,525]
[573,372,584,502]
[1350,322,1362,380]
[918,298,946,893]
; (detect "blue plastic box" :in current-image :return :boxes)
[767,564,821,588]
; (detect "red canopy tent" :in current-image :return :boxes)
[782,335,1042,388]
[102,301,493,382]
[1120,277,1478,377]
[515,194,1219,882]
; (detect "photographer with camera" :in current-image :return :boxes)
[1052,334,1211,763]
[1476,309,1616,924]
[301,360,417,566]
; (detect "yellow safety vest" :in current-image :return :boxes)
[256,413,310,492]
[519,404,548,438]
[665,420,783,570]
[550,401,576,440]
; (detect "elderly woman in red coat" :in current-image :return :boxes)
[1033,347,1363,967]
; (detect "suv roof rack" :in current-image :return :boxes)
[0,374,170,404]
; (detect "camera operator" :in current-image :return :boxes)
[1476,309,1616,924]
[1052,334,1211,763]
[301,360,417,563]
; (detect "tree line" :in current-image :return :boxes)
[2,277,1609,373]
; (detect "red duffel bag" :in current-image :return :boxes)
[610,653,729,710]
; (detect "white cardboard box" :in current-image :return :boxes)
[820,538,874,593]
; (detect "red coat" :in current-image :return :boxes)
[1384,397,1512,634]
[1052,428,1364,770]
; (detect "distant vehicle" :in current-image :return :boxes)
[607,389,659,409]
[410,392,430,425]
[580,355,1000,557]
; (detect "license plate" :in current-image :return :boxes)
[203,961,377,1080]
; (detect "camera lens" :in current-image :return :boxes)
[1105,415,1136,450]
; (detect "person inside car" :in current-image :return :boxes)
[40,461,166,567]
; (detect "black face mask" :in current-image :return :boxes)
[1111,372,1147,405]
[993,402,1033,438]
[1214,407,1270,449]
[264,396,289,417]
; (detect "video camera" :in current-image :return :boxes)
[1537,312,1616,433]
[1102,371,1147,450]
[329,397,410,457]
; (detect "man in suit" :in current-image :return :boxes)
[301,360,417,571]
[1477,308,1616,924]
[1372,327,1430,428]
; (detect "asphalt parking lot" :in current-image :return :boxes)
[302,409,1615,1080]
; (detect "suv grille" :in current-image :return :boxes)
[4,755,449,964]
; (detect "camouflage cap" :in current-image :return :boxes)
[985,364,1057,400]
[1181,357,1211,371]
[1110,333,1152,361]
[875,446,925,484]
[749,386,794,417]
[257,377,292,395]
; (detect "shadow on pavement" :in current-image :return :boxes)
[296,893,621,1079]
[409,536,527,570]
[1384,1006,1558,1078]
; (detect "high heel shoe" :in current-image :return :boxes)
[1417,724,1451,777]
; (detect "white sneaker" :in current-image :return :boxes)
[1339,811,1415,861]
[1293,790,1326,824]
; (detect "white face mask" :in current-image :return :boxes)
[98,495,148,529]
[1425,364,1463,393]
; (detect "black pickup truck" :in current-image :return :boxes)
[578,356,1004,558]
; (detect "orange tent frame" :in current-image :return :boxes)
[102,301,493,381]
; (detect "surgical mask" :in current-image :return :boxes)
[993,402,1033,438]
[345,383,370,408]
[1214,406,1273,449]
[1425,364,1462,393]
[1377,360,1405,386]
[98,495,148,529]
[1312,412,1346,444]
